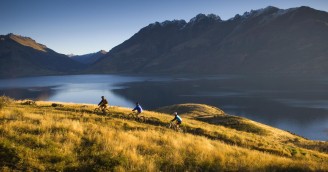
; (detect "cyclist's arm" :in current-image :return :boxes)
[98,100,103,106]
[171,116,177,122]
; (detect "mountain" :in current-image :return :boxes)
[89,6,328,75]
[0,33,84,78]
[70,50,107,64]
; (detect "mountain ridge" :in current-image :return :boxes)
[88,6,328,75]
[6,33,48,52]
[0,33,84,78]
[1,6,328,78]
[70,50,107,64]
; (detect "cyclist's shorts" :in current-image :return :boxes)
[177,121,182,125]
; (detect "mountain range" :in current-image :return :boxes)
[0,34,84,78]
[89,6,328,75]
[1,6,328,78]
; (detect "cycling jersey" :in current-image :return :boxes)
[98,99,108,106]
[133,105,143,113]
[172,115,182,122]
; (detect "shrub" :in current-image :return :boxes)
[0,96,13,110]
[51,103,64,107]
[21,100,36,106]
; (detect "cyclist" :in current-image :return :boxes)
[132,102,143,116]
[98,96,108,112]
[171,112,182,128]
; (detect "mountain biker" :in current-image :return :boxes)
[132,102,143,116]
[171,112,182,128]
[98,96,108,112]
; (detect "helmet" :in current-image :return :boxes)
[101,96,104,98]
[173,112,177,115]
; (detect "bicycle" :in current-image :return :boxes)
[94,106,110,115]
[127,112,147,122]
[167,121,183,132]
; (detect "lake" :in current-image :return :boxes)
[0,74,327,140]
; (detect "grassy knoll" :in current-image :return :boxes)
[0,97,327,171]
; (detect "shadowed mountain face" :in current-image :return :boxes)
[0,34,84,78]
[70,50,107,64]
[89,6,328,75]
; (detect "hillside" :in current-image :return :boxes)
[0,34,84,78]
[0,97,327,171]
[70,50,107,64]
[155,104,268,134]
[89,6,328,75]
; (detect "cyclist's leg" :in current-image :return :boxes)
[132,111,138,118]
[100,104,107,113]
[176,121,181,129]
[136,111,141,120]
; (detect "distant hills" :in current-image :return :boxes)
[69,50,107,64]
[89,6,328,75]
[1,6,328,78]
[0,34,84,78]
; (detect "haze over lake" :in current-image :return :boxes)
[0,74,327,140]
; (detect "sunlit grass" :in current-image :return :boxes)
[0,99,327,171]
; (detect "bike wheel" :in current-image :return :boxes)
[171,123,180,132]
[128,113,135,120]
[94,108,100,113]
[137,116,146,123]
[98,109,107,115]
[104,108,110,115]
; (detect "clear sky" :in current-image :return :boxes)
[1,0,328,55]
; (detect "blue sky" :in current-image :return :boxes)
[1,0,328,55]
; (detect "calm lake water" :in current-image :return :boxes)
[0,74,327,140]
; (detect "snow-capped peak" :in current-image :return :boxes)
[99,50,107,54]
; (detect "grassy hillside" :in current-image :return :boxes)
[0,97,327,171]
[155,104,267,135]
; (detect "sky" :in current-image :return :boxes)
[1,0,328,55]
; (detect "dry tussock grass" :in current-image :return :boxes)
[0,99,327,171]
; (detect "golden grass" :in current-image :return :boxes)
[156,104,271,135]
[0,100,327,171]
[9,34,47,52]
[156,103,225,119]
